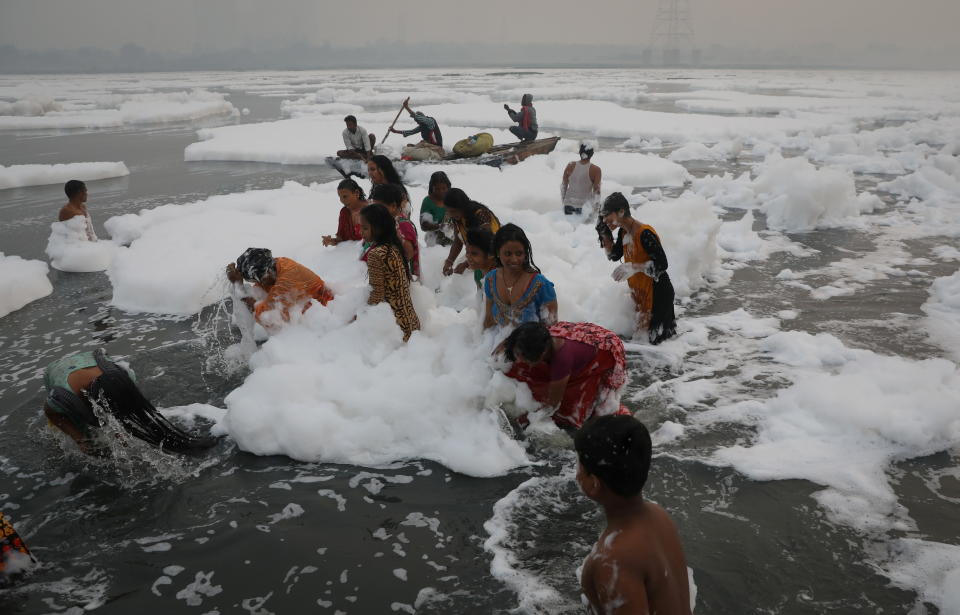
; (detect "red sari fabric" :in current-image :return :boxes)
[336,207,363,242]
[506,322,628,429]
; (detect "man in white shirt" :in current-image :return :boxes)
[337,115,375,159]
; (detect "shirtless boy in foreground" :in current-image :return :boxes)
[575,415,691,615]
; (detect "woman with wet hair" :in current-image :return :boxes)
[370,183,420,278]
[42,349,216,456]
[442,188,501,277]
[360,203,421,341]
[366,155,410,216]
[483,223,557,329]
[226,248,334,328]
[598,192,676,344]
[323,179,367,246]
[499,321,629,430]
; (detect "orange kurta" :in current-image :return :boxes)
[623,223,660,319]
[254,257,333,324]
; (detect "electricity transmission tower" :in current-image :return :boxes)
[650,0,695,66]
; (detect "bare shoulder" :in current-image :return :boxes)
[58,203,79,221]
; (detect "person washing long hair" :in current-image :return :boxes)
[43,349,217,455]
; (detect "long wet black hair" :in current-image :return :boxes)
[87,350,216,452]
[502,321,552,363]
[368,155,408,198]
[445,188,497,230]
[361,203,411,279]
[599,192,631,261]
[492,223,541,273]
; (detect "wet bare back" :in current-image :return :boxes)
[581,501,691,615]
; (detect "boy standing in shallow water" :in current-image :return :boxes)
[58,179,97,241]
[575,415,691,615]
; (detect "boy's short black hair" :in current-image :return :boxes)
[64,179,86,198]
[574,415,652,498]
[344,115,357,124]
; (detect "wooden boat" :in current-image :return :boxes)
[326,136,561,178]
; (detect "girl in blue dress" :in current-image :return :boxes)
[483,223,558,329]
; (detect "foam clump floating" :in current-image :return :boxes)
[45,216,116,273]
[0,252,53,318]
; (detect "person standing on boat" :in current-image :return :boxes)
[505,94,538,142]
[390,100,443,154]
[561,140,602,216]
[337,115,375,160]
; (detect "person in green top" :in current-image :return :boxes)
[42,349,216,455]
[420,171,452,247]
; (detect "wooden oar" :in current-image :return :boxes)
[381,97,410,146]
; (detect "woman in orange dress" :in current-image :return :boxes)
[226,248,334,328]
[598,192,676,344]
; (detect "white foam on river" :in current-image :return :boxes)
[0,252,52,318]
[14,67,960,611]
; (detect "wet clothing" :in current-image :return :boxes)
[506,322,628,429]
[563,161,598,214]
[366,244,420,341]
[484,270,557,328]
[44,351,134,440]
[400,113,443,147]
[342,126,372,154]
[420,196,446,227]
[43,350,215,453]
[0,512,33,578]
[335,207,363,242]
[254,257,334,325]
[622,224,676,344]
[396,217,421,278]
[451,206,501,246]
[420,196,451,247]
[507,104,538,141]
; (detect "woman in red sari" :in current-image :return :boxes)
[322,179,367,246]
[501,321,629,430]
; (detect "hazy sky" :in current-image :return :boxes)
[1,0,958,55]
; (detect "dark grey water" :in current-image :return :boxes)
[1,78,957,615]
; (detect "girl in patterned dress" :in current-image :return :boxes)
[359,204,421,341]
[370,183,420,278]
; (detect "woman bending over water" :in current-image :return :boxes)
[42,349,216,455]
